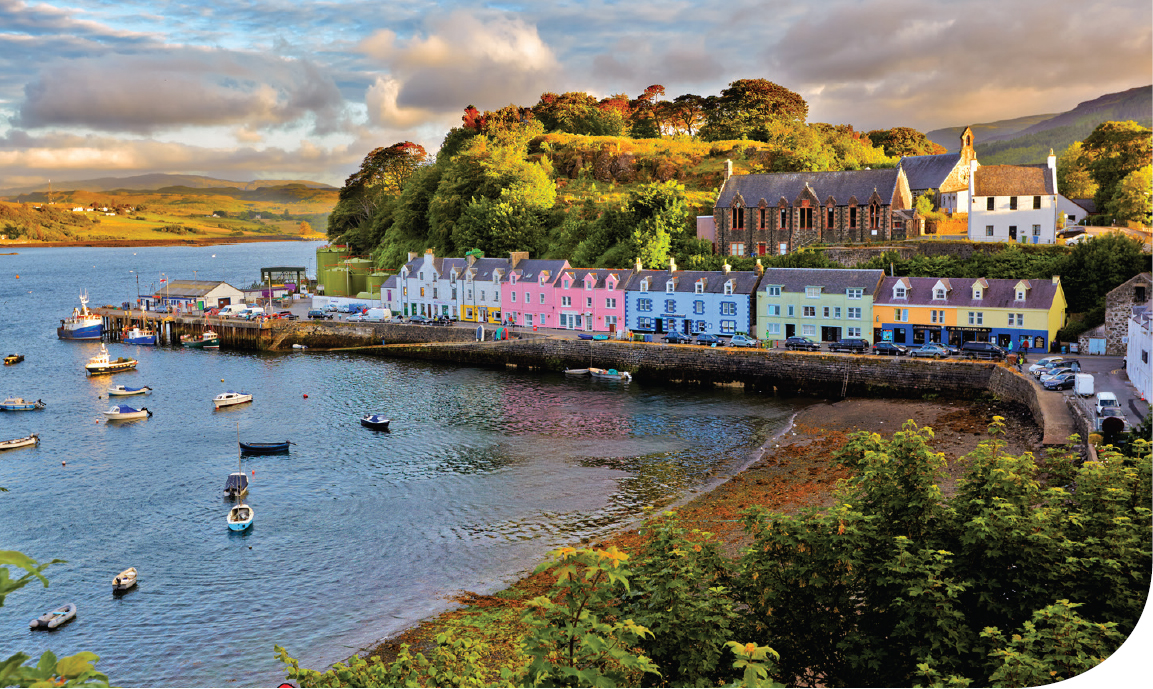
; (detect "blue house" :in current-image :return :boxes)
[622,258,763,336]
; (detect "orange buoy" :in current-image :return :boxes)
[303,393,308,398]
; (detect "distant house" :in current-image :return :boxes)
[1125,304,1152,403]
[899,126,978,212]
[623,258,762,336]
[554,268,633,333]
[459,255,511,324]
[967,152,1059,244]
[1056,195,1094,227]
[1103,272,1152,355]
[500,256,571,329]
[757,268,885,343]
[150,280,244,311]
[713,167,913,256]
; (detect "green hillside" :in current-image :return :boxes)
[928,114,1057,151]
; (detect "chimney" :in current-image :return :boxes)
[723,262,731,274]
[509,251,529,269]
[468,253,477,267]
[1048,148,1058,195]
[668,257,677,273]
[755,258,764,277]
[725,159,732,180]
[1052,275,1060,285]
[635,257,643,272]
[407,252,418,261]
[425,248,434,255]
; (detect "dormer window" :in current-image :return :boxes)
[806,286,821,298]
[563,279,570,289]
[607,280,615,291]
[695,281,704,294]
[1016,289,1026,301]
[666,281,675,293]
[640,279,650,292]
[895,286,907,299]
[724,281,734,296]
[973,288,982,300]
[585,279,593,290]
[934,288,946,300]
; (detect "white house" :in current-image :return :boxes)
[396,251,460,318]
[1125,304,1152,404]
[1056,195,1093,227]
[967,151,1059,244]
[149,279,244,311]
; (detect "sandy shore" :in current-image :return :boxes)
[353,394,1041,674]
[0,234,321,249]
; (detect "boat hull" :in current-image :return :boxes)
[108,386,151,396]
[30,604,76,629]
[360,416,390,431]
[86,360,138,375]
[57,322,103,340]
[4,354,24,365]
[213,395,252,409]
[0,434,39,451]
[228,504,254,531]
[239,441,290,454]
[123,335,157,346]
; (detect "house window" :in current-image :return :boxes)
[666,281,675,293]
[803,306,816,318]
[733,207,744,229]
[834,307,842,319]
[664,299,676,313]
[480,290,485,301]
[847,327,862,337]
[895,309,909,322]
[525,314,533,327]
[1016,290,1026,301]
[847,288,863,300]
[849,206,857,228]
[827,206,835,227]
[730,243,745,256]
[721,302,737,316]
[934,288,946,300]
[822,306,830,318]
[540,293,546,304]
[561,296,571,307]
[607,281,615,291]
[467,290,473,299]
[973,288,982,299]
[638,317,653,329]
[1034,196,1042,209]
[585,280,593,290]
[1137,286,1147,302]
[758,208,766,229]
[694,300,705,314]
[1009,197,1018,210]
[787,305,795,317]
[779,243,788,255]
[805,287,821,298]
[695,320,707,333]
[802,325,816,337]
[419,272,424,280]
[800,207,813,229]
[605,315,618,327]
[986,225,994,237]
[524,292,530,303]
[848,307,861,320]
[930,309,942,323]
[779,207,788,227]
[968,311,983,325]
[695,282,704,294]
[987,197,995,211]
[640,280,649,292]
[451,288,456,300]
[895,286,907,298]
[563,280,570,289]
[767,323,781,335]
[724,282,733,295]
[869,204,880,229]
[767,286,781,297]
[1008,313,1019,326]
[767,304,781,316]
[638,298,652,312]
[721,320,737,333]
[420,287,425,297]
[586,297,593,308]
[466,308,473,319]
[1032,224,1041,236]
[606,298,617,309]
[510,291,517,303]
[1143,350,1148,364]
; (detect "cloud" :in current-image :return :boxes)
[360,10,562,127]
[15,48,349,135]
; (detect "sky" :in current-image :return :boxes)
[0,0,1149,190]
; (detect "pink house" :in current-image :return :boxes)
[500,257,570,329]
[554,268,634,333]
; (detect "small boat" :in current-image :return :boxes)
[578,333,594,340]
[103,405,151,421]
[0,397,45,411]
[239,440,291,454]
[590,367,632,382]
[4,354,24,365]
[227,503,254,531]
[57,291,102,340]
[224,471,249,498]
[122,325,157,346]
[592,334,609,341]
[213,391,252,409]
[360,414,390,431]
[291,344,307,350]
[85,343,137,375]
[29,603,76,629]
[0,434,39,451]
[564,368,590,375]
[181,330,220,349]
[112,567,137,592]
[108,385,152,396]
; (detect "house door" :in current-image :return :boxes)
[1009,226,1017,241]
[821,326,841,342]
[218,297,231,307]
[656,319,666,334]
[785,323,795,338]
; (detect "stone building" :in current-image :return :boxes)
[712,167,913,257]
[899,126,978,213]
[1104,272,1152,355]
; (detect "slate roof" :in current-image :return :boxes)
[463,257,511,281]
[716,169,902,208]
[973,165,1054,196]
[874,276,1061,310]
[899,153,962,191]
[558,268,634,289]
[439,258,469,277]
[623,269,762,295]
[381,275,397,289]
[1072,198,1098,214]
[759,268,886,297]
[153,280,240,297]
[503,259,570,284]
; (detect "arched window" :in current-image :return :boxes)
[869,204,880,230]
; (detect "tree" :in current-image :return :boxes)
[533,91,629,136]
[297,220,313,235]
[866,127,946,157]
[1106,165,1152,225]
[1056,141,1098,199]
[628,85,665,138]
[1080,120,1152,214]
[699,78,808,142]
[661,93,707,137]
[327,141,430,241]
[1055,231,1149,313]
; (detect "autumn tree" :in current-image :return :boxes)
[865,127,946,157]
[532,91,626,136]
[628,84,665,138]
[327,141,429,242]
[1080,120,1153,214]
[660,93,707,137]
[699,78,808,142]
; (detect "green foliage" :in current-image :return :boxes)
[1057,232,1149,313]
[0,550,63,607]
[277,632,493,688]
[699,79,808,142]
[866,127,946,157]
[1056,141,1098,200]
[1081,120,1153,214]
[1106,165,1152,224]
[723,642,784,688]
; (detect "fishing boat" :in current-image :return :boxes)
[29,603,76,629]
[4,354,23,365]
[239,440,292,454]
[84,344,137,375]
[360,414,390,431]
[0,433,39,451]
[0,397,45,411]
[181,330,220,349]
[589,367,632,382]
[122,325,157,346]
[108,385,151,396]
[224,471,249,497]
[103,405,151,421]
[227,503,254,531]
[112,567,137,592]
[213,391,252,409]
[57,291,103,340]
[564,368,590,375]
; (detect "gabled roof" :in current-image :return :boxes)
[875,276,1061,309]
[973,165,1054,196]
[559,268,633,289]
[153,279,240,297]
[462,257,510,281]
[381,275,398,289]
[759,268,886,296]
[716,169,902,208]
[624,269,761,295]
[503,259,569,284]
[899,152,962,191]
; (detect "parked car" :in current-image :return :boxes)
[1098,407,1128,432]
[1042,372,1077,391]
[662,331,693,344]
[323,304,339,312]
[872,342,908,356]
[828,338,870,354]
[1029,356,1065,375]
[408,315,430,324]
[910,343,950,359]
[785,336,821,351]
[1039,367,1076,383]
[307,309,332,320]
[960,342,1006,360]
[1095,392,1120,416]
[347,314,367,322]
[695,333,724,347]
[729,333,759,348]
[278,310,298,320]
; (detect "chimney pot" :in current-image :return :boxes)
[668,257,677,272]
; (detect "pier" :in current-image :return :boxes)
[91,307,273,349]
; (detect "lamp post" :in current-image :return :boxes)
[129,270,139,304]
[161,273,168,311]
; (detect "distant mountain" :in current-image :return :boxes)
[0,173,334,197]
[927,85,1152,164]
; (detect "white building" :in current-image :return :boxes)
[148,280,245,311]
[1056,195,1093,227]
[396,251,457,318]
[1125,304,1152,404]
[967,151,1059,244]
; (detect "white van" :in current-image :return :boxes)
[238,306,266,320]
[219,304,247,317]
[1095,392,1119,416]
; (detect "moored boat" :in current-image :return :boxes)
[181,330,220,349]
[224,471,249,497]
[103,405,151,421]
[122,325,157,346]
[360,414,390,431]
[227,503,254,531]
[0,397,45,411]
[564,368,590,375]
[112,567,137,592]
[4,353,24,365]
[589,367,632,382]
[239,440,291,454]
[108,385,152,396]
[213,391,252,409]
[57,291,103,340]
[85,344,137,375]
[29,603,76,629]
[0,433,39,451]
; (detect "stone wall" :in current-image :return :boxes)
[267,321,480,349]
[987,366,1045,429]
[1104,273,1152,356]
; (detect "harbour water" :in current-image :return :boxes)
[0,242,802,686]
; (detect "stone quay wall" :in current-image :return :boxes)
[267,321,480,349]
[987,366,1046,430]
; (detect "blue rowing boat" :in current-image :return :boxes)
[239,440,291,454]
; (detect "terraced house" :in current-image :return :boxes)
[458,254,510,324]
[756,268,886,343]
[395,251,467,318]
[500,255,571,329]
[623,259,762,336]
[874,276,1066,351]
[712,167,913,256]
[554,268,633,332]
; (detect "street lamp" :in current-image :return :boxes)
[129,270,139,304]
[161,272,169,311]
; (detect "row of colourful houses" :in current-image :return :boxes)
[381,250,1068,351]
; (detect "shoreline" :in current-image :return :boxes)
[0,234,324,249]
